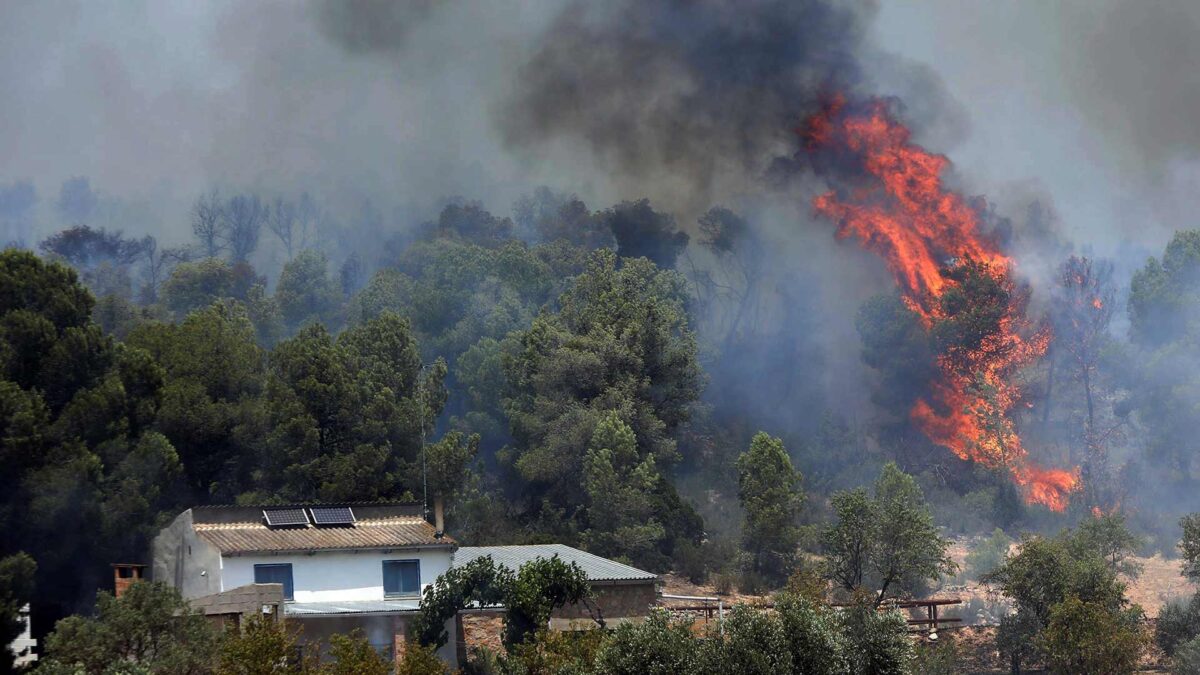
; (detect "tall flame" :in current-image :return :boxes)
[804,95,1078,511]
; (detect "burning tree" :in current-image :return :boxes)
[1052,255,1119,509]
[804,95,1077,510]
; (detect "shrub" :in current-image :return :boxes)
[1172,636,1200,675]
[714,572,734,596]
[593,610,698,675]
[1039,596,1146,675]
[965,528,1012,580]
[672,540,707,585]
[775,592,848,674]
[1158,595,1200,657]
[217,614,311,675]
[322,630,390,675]
[912,637,962,675]
[700,604,793,674]
[841,603,913,675]
[396,642,446,675]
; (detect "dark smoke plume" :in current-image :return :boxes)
[312,0,443,53]
[498,0,872,206]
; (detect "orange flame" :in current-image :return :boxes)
[804,95,1079,510]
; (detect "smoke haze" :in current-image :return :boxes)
[3,0,1200,470]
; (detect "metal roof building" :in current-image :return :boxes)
[454,544,657,584]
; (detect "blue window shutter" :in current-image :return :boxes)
[254,564,294,601]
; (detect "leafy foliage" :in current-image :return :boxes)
[984,521,1144,672]
[840,602,914,675]
[964,528,1012,580]
[35,582,218,675]
[1039,596,1146,675]
[216,613,309,675]
[822,463,955,604]
[503,248,703,565]
[412,553,593,652]
[1182,513,1200,582]
[321,630,392,675]
[592,610,698,675]
[736,432,804,586]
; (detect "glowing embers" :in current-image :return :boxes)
[803,95,1079,510]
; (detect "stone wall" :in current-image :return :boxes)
[554,581,656,621]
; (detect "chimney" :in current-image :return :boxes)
[433,497,445,538]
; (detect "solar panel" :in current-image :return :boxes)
[309,506,356,526]
[263,508,310,527]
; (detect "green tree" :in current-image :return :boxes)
[1172,636,1200,675]
[1157,595,1200,658]
[425,430,480,502]
[160,258,263,317]
[1122,232,1200,484]
[601,199,688,270]
[503,555,595,649]
[275,249,342,333]
[0,250,169,631]
[35,582,219,675]
[259,313,444,502]
[411,554,593,652]
[1154,514,1200,657]
[127,301,267,501]
[736,432,804,587]
[1074,512,1143,578]
[822,463,955,605]
[984,526,1140,672]
[504,248,703,562]
[582,413,667,569]
[411,556,511,649]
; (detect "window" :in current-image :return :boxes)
[383,560,420,597]
[254,563,294,601]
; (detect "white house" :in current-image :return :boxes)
[152,503,460,665]
[8,603,36,668]
[152,503,660,668]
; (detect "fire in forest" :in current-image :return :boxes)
[803,95,1079,511]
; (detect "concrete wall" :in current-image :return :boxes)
[151,509,223,599]
[221,548,452,602]
[291,615,458,669]
[554,582,657,621]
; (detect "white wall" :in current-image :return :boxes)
[221,548,452,602]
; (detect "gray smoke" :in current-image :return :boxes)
[495,0,967,212]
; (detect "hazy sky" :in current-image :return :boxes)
[2,0,1198,263]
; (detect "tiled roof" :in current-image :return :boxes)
[191,504,453,554]
[454,544,657,583]
[285,599,421,616]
